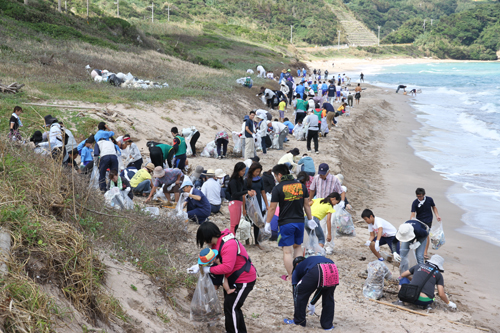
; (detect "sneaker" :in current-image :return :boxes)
[307,150,312,153]
[392,300,404,306]
[283,319,295,325]
[378,257,384,261]
[218,156,222,159]
[324,327,335,331]
[325,248,334,255]
[315,151,319,154]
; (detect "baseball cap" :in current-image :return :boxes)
[318,163,329,175]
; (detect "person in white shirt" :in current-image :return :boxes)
[47,117,65,160]
[122,134,143,169]
[201,169,222,214]
[95,139,120,192]
[255,115,269,154]
[361,209,399,261]
[268,120,288,150]
[304,110,320,154]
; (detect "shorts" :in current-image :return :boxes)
[279,110,285,118]
[278,222,304,247]
[336,91,340,97]
[376,236,399,253]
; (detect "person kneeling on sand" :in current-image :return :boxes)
[145,166,184,205]
[264,164,314,281]
[180,178,211,224]
[396,254,457,310]
[361,209,399,261]
[283,256,338,330]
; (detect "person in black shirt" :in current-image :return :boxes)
[228,162,256,235]
[246,162,269,250]
[9,106,23,141]
[410,187,441,259]
[265,164,314,281]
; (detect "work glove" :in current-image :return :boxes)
[409,241,421,250]
[187,264,199,274]
[264,222,271,234]
[375,240,380,252]
[256,94,259,96]
[393,252,401,263]
[124,187,131,194]
[448,301,457,309]
[364,240,371,247]
[202,266,211,274]
[338,201,345,209]
[307,219,318,230]
[307,303,315,316]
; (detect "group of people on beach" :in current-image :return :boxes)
[7,67,456,333]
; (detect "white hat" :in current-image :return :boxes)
[336,174,344,184]
[396,224,415,243]
[428,254,445,271]
[215,169,226,178]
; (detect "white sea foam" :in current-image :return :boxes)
[457,113,500,141]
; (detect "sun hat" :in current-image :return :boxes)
[198,248,219,265]
[44,115,58,126]
[215,169,226,179]
[145,163,155,172]
[191,165,204,180]
[318,163,329,175]
[427,254,445,272]
[153,166,166,178]
[336,174,344,184]
[180,178,194,190]
[203,169,216,177]
[396,223,416,243]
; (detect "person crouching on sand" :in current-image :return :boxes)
[361,209,399,261]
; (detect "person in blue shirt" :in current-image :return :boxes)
[410,187,441,259]
[283,118,295,134]
[302,68,307,78]
[297,69,301,77]
[94,122,114,142]
[311,81,318,94]
[295,82,305,99]
[298,154,315,176]
[284,256,338,330]
[392,220,430,273]
[321,82,328,96]
[180,178,211,224]
[80,135,95,174]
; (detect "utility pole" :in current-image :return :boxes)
[431,19,433,26]
[151,2,154,23]
[87,0,89,20]
[168,4,170,21]
[423,19,426,32]
[337,30,340,50]
[65,0,67,12]
[378,26,380,46]
[290,25,293,44]
[58,0,61,12]
[115,0,119,16]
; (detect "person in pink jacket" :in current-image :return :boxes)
[192,222,257,333]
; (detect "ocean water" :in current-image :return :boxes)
[364,62,500,247]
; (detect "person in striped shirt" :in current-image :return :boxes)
[308,163,345,208]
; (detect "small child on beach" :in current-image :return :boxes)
[361,209,399,261]
[198,248,235,294]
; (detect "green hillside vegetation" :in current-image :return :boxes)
[384,3,500,60]
[344,0,477,37]
[91,0,345,46]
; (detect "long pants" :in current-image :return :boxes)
[149,146,163,168]
[396,86,405,93]
[348,95,353,106]
[132,180,151,195]
[174,154,186,170]
[82,160,94,175]
[165,149,175,168]
[328,97,335,105]
[260,136,267,154]
[295,112,306,125]
[224,280,255,333]
[216,138,228,157]
[326,112,336,130]
[128,158,143,170]
[400,235,428,273]
[98,155,118,192]
[187,208,209,224]
[190,131,200,156]
[278,128,288,150]
[229,200,243,235]
[210,204,221,213]
[244,138,255,160]
[304,216,326,245]
[307,130,319,152]
[293,267,335,329]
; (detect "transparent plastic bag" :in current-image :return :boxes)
[89,159,99,190]
[430,221,446,250]
[257,228,272,243]
[190,272,222,323]
[186,139,193,157]
[232,132,242,154]
[245,195,266,228]
[319,216,334,252]
[305,230,325,257]
[236,216,251,241]
[143,207,160,216]
[335,208,356,237]
[104,188,134,210]
[271,133,279,149]
[175,192,189,221]
[362,260,392,300]
[200,140,217,158]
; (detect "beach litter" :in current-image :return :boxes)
[334,208,356,237]
[430,221,446,250]
[87,66,168,89]
[245,195,266,228]
[363,260,392,300]
[305,229,325,257]
[104,187,134,210]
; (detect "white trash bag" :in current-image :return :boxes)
[200,140,217,158]
[232,132,242,154]
[89,158,100,190]
[305,230,325,257]
[190,272,222,324]
[362,260,393,300]
[320,216,335,253]
[104,187,134,210]
[335,208,356,237]
[430,221,446,250]
[236,216,251,241]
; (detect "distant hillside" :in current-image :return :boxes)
[383,3,500,60]
[344,0,478,37]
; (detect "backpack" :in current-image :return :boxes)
[216,234,253,286]
[244,77,252,87]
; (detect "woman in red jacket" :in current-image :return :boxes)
[194,222,257,333]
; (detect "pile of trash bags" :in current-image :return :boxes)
[363,260,393,300]
[236,77,253,88]
[430,221,446,250]
[86,65,169,89]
